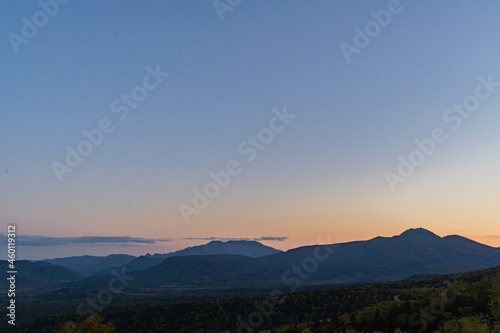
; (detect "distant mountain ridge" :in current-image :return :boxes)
[74,228,500,290]
[24,228,500,290]
[147,240,282,258]
[93,240,282,275]
[43,254,136,276]
[0,260,82,289]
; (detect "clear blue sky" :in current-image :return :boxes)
[1,0,500,259]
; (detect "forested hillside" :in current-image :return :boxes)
[3,267,499,332]
[260,273,500,332]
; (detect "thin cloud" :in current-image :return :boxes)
[0,234,171,247]
[183,236,288,242]
[257,236,288,241]
[0,234,287,246]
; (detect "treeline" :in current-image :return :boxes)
[2,267,499,332]
[259,273,500,333]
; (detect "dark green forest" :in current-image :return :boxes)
[259,273,500,332]
[2,266,499,332]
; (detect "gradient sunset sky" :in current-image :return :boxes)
[1,1,500,260]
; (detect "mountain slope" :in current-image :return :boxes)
[122,228,500,288]
[256,227,500,284]
[0,260,82,289]
[43,254,136,276]
[93,255,165,276]
[93,240,282,276]
[150,240,282,258]
[132,254,275,288]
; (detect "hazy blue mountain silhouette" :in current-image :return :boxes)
[92,240,281,276]
[43,254,136,276]
[150,240,282,258]
[124,228,500,288]
[34,228,500,290]
[0,260,82,289]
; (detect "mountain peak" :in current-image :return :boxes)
[168,239,281,258]
[398,228,441,240]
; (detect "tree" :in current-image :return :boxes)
[54,314,115,333]
[434,316,489,333]
[489,274,500,321]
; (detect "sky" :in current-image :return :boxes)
[1,0,500,260]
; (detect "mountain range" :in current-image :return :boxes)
[147,240,283,258]
[4,228,500,290]
[42,254,136,276]
[41,240,281,276]
[123,228,500,288]
[0,260,82,289]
